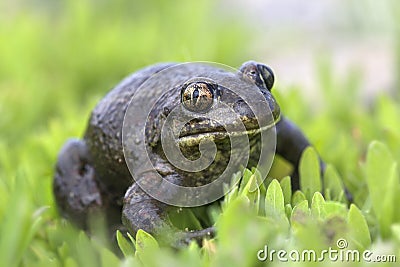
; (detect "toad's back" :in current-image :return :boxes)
[83,63,175,195]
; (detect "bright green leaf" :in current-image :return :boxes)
[324,164,346,202]
[292,190,307,207]
[366,141,399,238]
[217,196,252,248]
[222,185,238,210]
[299,147,322,202]
[348,204,371,250]
[216,196,283,267]
[265,179,285,218]
[100,248,120,266]
[280,176,292,205]
[285,204,292,220]
[311,192,326,219]
[169,208,202,230]
[241,174,261,213]
[252,168,267,195]
[135,230,158,253]
[239,169,253,194]
[116,230,135,258]
[75,231,99,266]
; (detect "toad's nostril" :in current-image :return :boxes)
[163,107,171,116]
[78,163,89,177]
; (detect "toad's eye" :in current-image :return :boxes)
[241,62,275,91]
[257,64,274,91]
[181,82,215,113]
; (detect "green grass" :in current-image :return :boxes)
[1,1,400,266]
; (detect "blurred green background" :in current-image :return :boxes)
[1,0,400,266]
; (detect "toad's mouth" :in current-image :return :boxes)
[177,116,280,145]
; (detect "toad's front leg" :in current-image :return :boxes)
[122,173,215,247]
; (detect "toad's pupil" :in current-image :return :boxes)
[192,88,199,104]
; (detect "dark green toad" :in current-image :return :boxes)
[54,61,325,246]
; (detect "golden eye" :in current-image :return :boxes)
[181,82,215,113]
